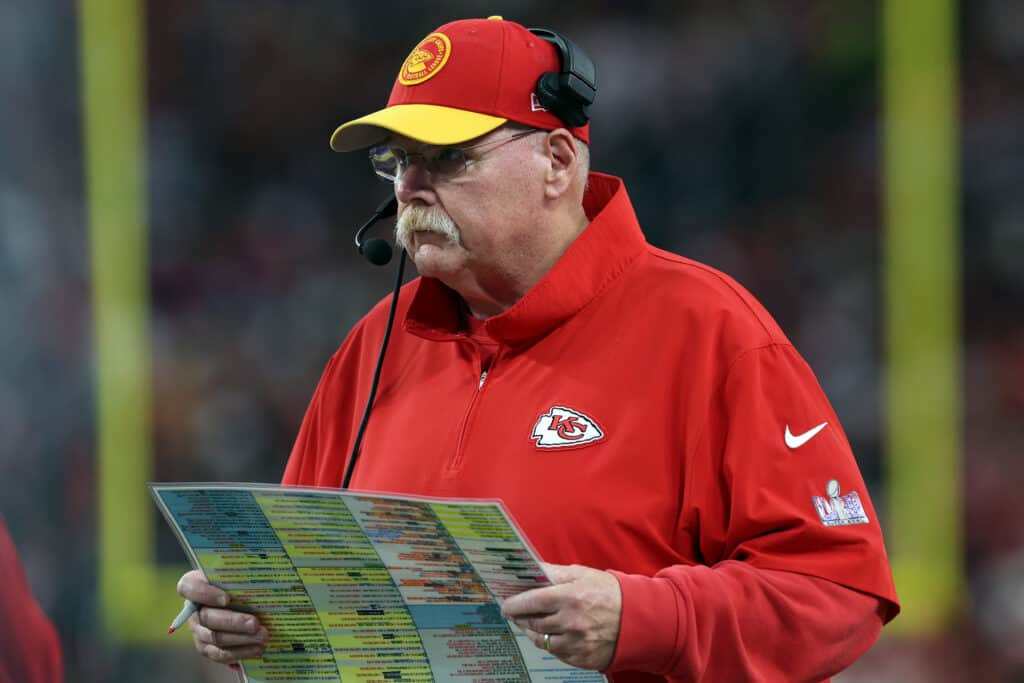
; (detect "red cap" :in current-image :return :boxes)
[330,16,590,151]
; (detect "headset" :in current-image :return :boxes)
[528,27,597,128]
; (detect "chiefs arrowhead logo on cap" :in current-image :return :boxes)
[398,32,452,86]
[531,406,605,449]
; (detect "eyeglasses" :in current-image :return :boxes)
[368,128,541,183]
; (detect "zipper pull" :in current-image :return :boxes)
[478,370,488,389]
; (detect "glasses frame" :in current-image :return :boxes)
[368,128,542,184]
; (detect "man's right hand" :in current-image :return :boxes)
[176,570,269,664]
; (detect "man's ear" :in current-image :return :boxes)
[543,129,578,200]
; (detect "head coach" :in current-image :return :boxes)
[177,16,899,682]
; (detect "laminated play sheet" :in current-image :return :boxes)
[150,483,605,683]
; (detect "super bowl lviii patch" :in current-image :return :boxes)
[812,479,869,527]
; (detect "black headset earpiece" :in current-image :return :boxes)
[528,27,597,128]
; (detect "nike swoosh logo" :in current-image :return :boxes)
[785,421,829,449]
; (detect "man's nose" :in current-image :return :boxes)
[395,159,435,203]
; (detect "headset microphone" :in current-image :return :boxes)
[343,194,406,489]
[354,195,398,266]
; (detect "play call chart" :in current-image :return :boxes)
[150,483,606,683]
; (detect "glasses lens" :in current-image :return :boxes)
[430,147,468,178]
[369,140,493,183]
[369,145,398,182]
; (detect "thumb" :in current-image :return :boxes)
[542,562,588,585]
[177,569,229,607]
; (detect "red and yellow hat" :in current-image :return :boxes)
[329,16,590,152]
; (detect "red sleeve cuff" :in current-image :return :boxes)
[607,570,683,673]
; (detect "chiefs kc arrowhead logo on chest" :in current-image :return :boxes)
[530,406,605,449]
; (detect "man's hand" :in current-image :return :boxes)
[500,563,622,671]
[176,570,268,665]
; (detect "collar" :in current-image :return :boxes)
[404,172,647,346]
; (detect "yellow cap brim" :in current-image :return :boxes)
[329,104,507,152]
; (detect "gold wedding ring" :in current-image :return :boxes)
[542,633,551,650]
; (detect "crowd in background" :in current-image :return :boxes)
[1,0,1022,680]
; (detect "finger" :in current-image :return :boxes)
[510,615,564,636]
[522,628,565,656]
[177,569,229,607]
[528,629,547,651]
[193,607,263,635]
[501,583,567,618]
[195,638,266,665]
[524,628,602,671]
[513,626,544,649]
[190,617,268,649]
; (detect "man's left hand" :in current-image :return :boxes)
[500,563,622,671]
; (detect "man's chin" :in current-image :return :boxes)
[409,243,465,279]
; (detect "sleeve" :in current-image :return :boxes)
[609,342,899,681]
[0,517,63,683]
[610,564,885,682]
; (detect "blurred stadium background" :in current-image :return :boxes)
[1,0,1022,680]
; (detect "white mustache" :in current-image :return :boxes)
[395,205,462,252]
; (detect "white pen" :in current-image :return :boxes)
[167,599,199,634]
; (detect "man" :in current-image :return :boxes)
[179,16,899,681]
[0,516,63,683]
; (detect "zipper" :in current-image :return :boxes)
[448,350,501,473]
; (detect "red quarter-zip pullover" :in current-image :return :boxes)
[283,173,899,682]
